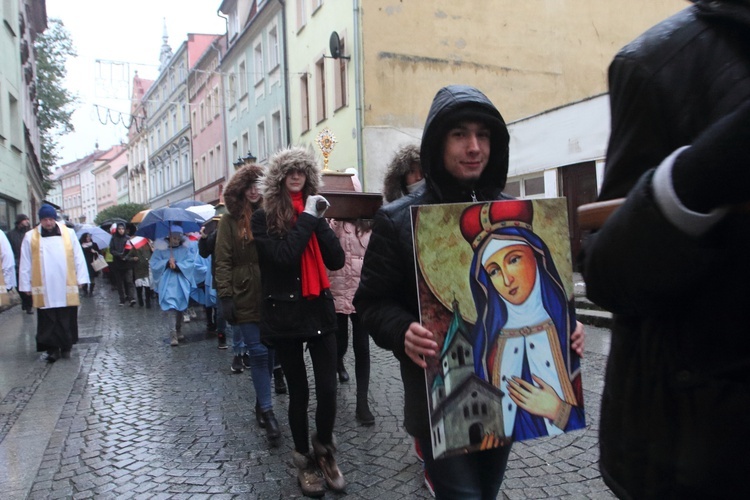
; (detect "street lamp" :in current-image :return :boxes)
[243,151,257,164]
[233,157,244,169]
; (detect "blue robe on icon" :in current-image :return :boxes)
[151,237,196,312]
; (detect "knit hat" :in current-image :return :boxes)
[15,213,29,225]
[169,225,184,234]
[38,204,56,220]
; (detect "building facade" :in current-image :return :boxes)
[189,36,226,205]
[219,0,288,176]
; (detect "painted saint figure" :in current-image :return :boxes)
[459,200,584,440]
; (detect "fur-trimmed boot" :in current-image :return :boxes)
[292,451,326,498]
[312,433,345,492]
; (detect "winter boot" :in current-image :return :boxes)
[217,332,227,349]
[356,395,375,426]
[312,433,346,492]
[337,359,350,382]
[255,400,266,429]
[292,451,326,498]
[273,367,288,394]
[170,330,179,347]
[261,409,281,443]
[145,289,151,309]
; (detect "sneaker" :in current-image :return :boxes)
[118,302,125,306]
[231,355,244,373]
[423,465,436,498]
[183,314,191,323]
[414,438,425,463]
[129,299,136,307]
[242,353,251,369]
[217,334,228,349]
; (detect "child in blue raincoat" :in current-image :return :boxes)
[151,225,197,346]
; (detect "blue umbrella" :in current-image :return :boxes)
[171,200,205,209]
[135,207,203,240]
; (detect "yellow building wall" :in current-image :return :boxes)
[359,0,687,189]
[362,0,687,125]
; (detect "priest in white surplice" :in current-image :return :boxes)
[19,205,89,362]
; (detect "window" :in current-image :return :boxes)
[228,72,236,104]
[272,111,282,153]
[312,0,323,13]
[241,132,249,156]
[200,102,206,129]
[9,94,20,150]
[192,110,198,135]
[300,73,310,133]
[315,58,326,123]
[334,38,348,110]
[182,153,190,181]
[268,26,279,70]
[504,175,545,198]
[208,150,215,182]
[238,61,248,97]
[232,140,239,164]
[213,86,220,117]
[254,42,264,85]
[257,121,267,161]
[296,0,307,31]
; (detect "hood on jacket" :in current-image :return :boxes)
[224,164,264,217]
[692,0,750,28]
[261,146,322,205]
[420,85,510,202]
[383,144,421,203]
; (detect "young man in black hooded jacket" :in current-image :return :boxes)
[358,84,586,499]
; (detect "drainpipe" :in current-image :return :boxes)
[217,6,231,186]
[352,0,364,186]
[279,0,292,149]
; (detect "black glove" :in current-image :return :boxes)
[672,100,750,213]
[222,298,236,325]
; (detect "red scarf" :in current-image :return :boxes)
[291,192,330,298]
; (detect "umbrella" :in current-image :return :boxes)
[100,218,133,234]
[186,204,215,222]
[75,225,112,249]
[131,209,151,224]
[135,207,204,240]
[171,200,204,209]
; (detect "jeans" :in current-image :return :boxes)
[233,322,273,411]
[418,437,512,500]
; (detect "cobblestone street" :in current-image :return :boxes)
[0,286,614,499]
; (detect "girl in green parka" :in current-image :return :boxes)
[214,164,280,444]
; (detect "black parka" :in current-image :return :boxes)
[354,85,511,440]
[583,2,750,497]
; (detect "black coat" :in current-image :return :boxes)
[583,2,750,498]
[251,209,344,343]
[354,85,511,440]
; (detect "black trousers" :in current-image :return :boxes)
[336,313,371,399]
[274,333,338,454]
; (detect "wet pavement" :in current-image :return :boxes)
[0,282,614,499]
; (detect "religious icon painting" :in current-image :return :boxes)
[411,198,586,459]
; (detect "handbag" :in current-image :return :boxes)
[91,255,108,272]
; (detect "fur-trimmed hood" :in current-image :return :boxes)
[383,144,421,203]
[224,164,264,217]
[261,146,322,209]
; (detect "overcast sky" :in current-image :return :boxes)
[45,0,226,166]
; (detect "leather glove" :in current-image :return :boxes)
[303,195,330,218]
[221,298,236,325]
[672,100,750,213]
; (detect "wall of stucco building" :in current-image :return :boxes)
[285,0,357,173]
[358,0,687,192]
